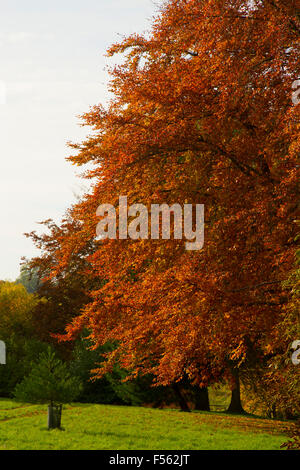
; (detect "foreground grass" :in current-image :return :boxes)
[0,399,290,450]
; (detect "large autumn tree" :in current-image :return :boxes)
[29,0,299,412]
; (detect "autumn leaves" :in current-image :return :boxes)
[26,0,299,415]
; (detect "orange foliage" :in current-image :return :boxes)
[31,1,300,389]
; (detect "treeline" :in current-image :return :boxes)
[0,277,211,412]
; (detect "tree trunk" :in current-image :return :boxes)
[48,404,62,429]
[193,386,210,411]
[227,369,245,414]
[172,383,191,412]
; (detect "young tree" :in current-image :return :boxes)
[14,348,82,429]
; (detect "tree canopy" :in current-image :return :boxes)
[26,0,299,406]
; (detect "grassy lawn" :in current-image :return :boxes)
[0,398,290,450]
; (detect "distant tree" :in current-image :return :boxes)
[14,348,82,429]
[0,282,40,341]
[16,263,40,293]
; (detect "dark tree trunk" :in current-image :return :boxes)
[193,386,210,411]
[48,404,62,429]
[172,383,191,412]
[227,368,245,414]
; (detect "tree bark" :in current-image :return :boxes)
[172,383,191,412]
[227,368,245,414]
[48,404,62,429]
[193,386,210,411]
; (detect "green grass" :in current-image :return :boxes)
[0,398,290,450]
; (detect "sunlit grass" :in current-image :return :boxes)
[0,399,289,450]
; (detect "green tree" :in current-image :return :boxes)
[0,337,50,397]
[70,335,176,408]
[69,336,120,404]
[14,348,82,429]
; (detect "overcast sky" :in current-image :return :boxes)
[0,0,157,280]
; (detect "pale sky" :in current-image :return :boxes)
[0,0,157,280]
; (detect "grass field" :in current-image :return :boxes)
[0,398,291,450]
